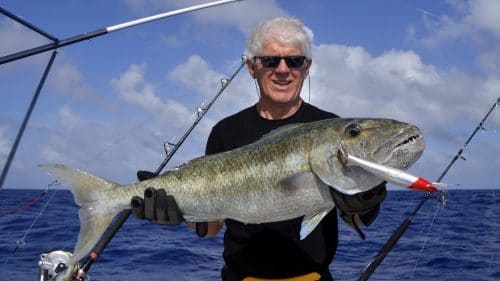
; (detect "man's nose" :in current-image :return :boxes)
[275,58,290,72]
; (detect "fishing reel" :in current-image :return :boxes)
[38,250,87,281]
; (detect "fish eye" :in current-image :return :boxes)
[345,124,361,138]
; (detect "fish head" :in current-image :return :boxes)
[340,118,424,169]
[310,118,424,194]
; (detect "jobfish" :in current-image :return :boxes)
[40,118,425,266]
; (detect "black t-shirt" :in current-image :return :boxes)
[206,102,340,280]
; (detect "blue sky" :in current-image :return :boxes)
[0,0,499,190]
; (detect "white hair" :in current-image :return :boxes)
[245,17,313,61]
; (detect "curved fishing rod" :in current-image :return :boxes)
[62,57,248,281]
[358,97,500,281]
[0,0,243,65]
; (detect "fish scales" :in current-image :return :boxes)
[40,118,425,266]
[131,120,331,223]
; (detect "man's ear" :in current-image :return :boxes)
[247,60,256,78]
[305,59,312,77]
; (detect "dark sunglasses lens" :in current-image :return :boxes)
[260,57,281,68]
[259,56,306,68]
[285,56,306,68]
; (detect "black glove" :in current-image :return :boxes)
[131,187,184,225]
[330,182,387,239]
[133,170,207,235]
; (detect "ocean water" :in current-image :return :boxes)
[0,189,498,281]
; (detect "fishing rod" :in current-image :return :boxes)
[39,56,248,281]
[145,60,247,177]
[358,97,500,281]
[0,0,242,65]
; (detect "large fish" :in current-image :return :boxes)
[40,118,424,266]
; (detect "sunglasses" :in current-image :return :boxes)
[254,56,307,68]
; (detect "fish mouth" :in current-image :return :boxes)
[375,126,425,169]
[395,134,423,151]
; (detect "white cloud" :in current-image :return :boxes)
[160,34,184,48]
[308,41,500,187]
[0,19,48,57]
[310,43,499,139]
[466,0,500,37]
[47,63,93,99]
[419,0,500,45]
[0,125,26,175]
[187,0,288,34]
[0,126,10,160]
[39,105,166,183]
[122,0,288,34]
[476,46,500,74]
[167,54,257,122]
[111,63,194,129]
[168,55,221,98]
[411,0,500,76]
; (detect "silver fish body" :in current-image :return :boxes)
[40,118,424,266]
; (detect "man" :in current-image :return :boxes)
[132,17,386,281]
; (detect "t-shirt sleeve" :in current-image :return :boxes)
[205,124,224,155]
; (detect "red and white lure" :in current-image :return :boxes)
[345,154,448,192]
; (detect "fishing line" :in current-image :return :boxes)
[358,97,500,281]
[76,57,247,278]
[0,189,48,216]
[2,181,59,267]
[410,99,500,278]
[487,189,497,275]
[409,200,442,281]
[1,2,247,279]
[307,73,311,103]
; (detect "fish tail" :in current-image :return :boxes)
[39,164,122,266]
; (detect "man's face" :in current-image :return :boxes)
[248,39,311,107]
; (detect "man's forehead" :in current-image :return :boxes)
[260,39,303,55]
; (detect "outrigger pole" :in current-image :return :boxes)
[358,97,500,281]
[0,51,57,190]
[0,0,242,189]
[0,1,246,279]
[0,0,241,65]
[0,5,61,190]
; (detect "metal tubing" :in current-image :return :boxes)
[0,28,107,65]
[0,6,58,41]
[0,51,58,190]
[0,0,242,65]
[106,0,241,32]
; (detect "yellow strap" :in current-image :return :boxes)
[242,272,321,281]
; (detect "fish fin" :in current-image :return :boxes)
[39,164,121,266]
[260,123,305,141]
[310,144,381,195]
[279,173,312,191]
[309,144,349,190]
[300,208,332,240]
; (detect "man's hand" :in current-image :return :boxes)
[330,182,387,239]
[131,187,184,226]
